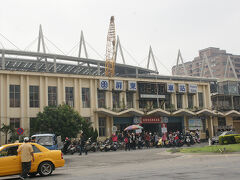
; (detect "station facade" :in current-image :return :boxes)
[0,69,217,144]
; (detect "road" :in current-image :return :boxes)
[1,147,240,180]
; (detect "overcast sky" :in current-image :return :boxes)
[0,0,240,75]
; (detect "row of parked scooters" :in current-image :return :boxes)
[61,132,201,155]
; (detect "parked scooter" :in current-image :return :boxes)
[185,135,191,147]
[62,138,71,154]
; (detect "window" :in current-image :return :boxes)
[165,94,171,109]
[0,145,18,157]
[126,92,134,108]
[9,85,20,107]
[10,118,20,129]
[48,86,57,106]
[30,117,37,136]
[112,91,120,109]
[65,87,74,107]
[188,94,194,109]
[176,94,182,109]
[198,92,204,108]
[97,90,105,108]
[82,88,90,108]
[98,117,106,137]
[32,145,41,153]
[139,100,147,109]
[29,86,39,108]
[218,117,226,127]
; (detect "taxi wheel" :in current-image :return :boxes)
[38,161,53,176]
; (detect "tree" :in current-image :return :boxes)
[32,104,86,139]
[0,123,14,144]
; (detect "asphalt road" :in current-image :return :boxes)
[2,146,240,180]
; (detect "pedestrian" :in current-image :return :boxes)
[124,134,130,151]
[17,137,34,180]
[79,134,88,155]
[206,128,209,141]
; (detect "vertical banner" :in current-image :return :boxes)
[161,123,167,134]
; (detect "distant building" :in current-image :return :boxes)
[172,47,240,79]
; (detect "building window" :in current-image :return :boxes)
[65,87,74,107]
[126,92,134,108]
[30,117,37,136]
[9,85,20,107]
[139,100,147,109]
[218,117,226,127]
[48,86,57,106]
[98,117,106,137]
[165,94,171,109]
[97,90,105,108]
[82,88,90,108]
[112,91,120,109]
[10,118,20,129]
[188,94,194,109]
[198,92,204,108]
[176,94,182,109]
[29,86,39,108]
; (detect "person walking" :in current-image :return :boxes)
[17,137,34,180]
[79,134,88,155]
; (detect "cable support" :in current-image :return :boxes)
[85,41,104,60]
[155,56,172,74]
[23,37,38,51]
[0,32,21,50]
[121,45,140,66]
[43,36,66,55]
[66,42,80,56]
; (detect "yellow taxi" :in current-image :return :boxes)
[0,143,65,177]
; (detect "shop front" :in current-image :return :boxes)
[113,117,133,132]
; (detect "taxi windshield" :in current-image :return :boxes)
[35,136,54,146]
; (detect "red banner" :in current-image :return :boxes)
[141,117,162,124]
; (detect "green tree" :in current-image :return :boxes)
[32,104,86,139]
[0,123,14,144]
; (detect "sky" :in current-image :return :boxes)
[0,0,240,75]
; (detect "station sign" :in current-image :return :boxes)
[188,84,198,93]
[140,94,165,99]
[114,80,123,91]
[128,81,137,91]
[167,83,175,93]
[141,117,162,124]
[178,84,186,93]
[99,80,109,90]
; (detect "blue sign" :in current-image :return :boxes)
[99,80,109,90]
[167,83,175,93]
[178,84,186,93]
[189,84,198,93]
[128,81,137,91]
[114,80,123,91]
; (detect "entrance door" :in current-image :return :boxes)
[167,122,182,133]
[233,122,240,133]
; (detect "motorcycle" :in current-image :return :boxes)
[185,135,191,147]
[62,139,71,154]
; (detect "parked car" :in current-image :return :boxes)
[31,134,63,150]
[211,131,237,145]
[0,143,65,177]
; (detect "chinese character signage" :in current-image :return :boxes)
[114,80,123,91]
[167,83,175,93]
[99,80,109,90]
[128,81,137,91]
[178,84,186,93]
[189,84,198,93]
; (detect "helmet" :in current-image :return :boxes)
[24,137,29,142]
[65,137,69,140]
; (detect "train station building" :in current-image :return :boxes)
[0,48,223,144]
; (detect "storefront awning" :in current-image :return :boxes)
[118,108,144,116]
[196,109,217,116]
[95,108,118,116]
[172,109,196,116]
[224,110,240,117]
[147,108,171,117]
